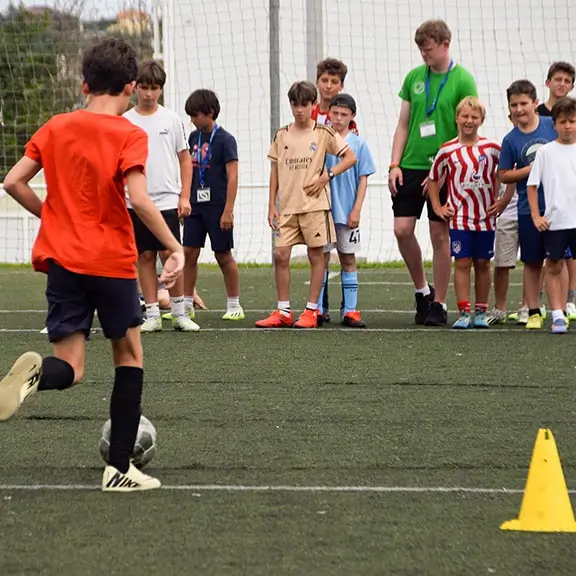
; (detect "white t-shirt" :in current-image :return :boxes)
[498,183,518,222]
[527,140,576,230]
[123,105,189,210]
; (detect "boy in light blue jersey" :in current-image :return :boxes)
[318,94,376,327]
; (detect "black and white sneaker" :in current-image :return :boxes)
[0,351,42,421]
[414,285,435,325]
[102,463,161,492]
[424,301,448,326]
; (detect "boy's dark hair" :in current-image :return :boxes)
[547,61,576,83]
[287,81,317,106]
[137,60,166,87]
[82,38,138,96]
[506,79,537,103]
[329,93,356,114]
[184,89,221,120]
[552,97,576,122]
[414,19,452,47]
[316,58,348,83]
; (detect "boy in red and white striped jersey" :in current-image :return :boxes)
[428,96,501,329]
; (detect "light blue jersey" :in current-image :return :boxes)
[325,132,376,225]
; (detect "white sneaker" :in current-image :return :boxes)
[0,351,42,421]
[566,302,576,320]
[140,316,163,333]
[172,315,200,332]
[222,307,245,321]
[102,462,161,492]
[517,307,529,325]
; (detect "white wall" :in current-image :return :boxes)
[2,0,576,263]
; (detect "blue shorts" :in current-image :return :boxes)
[518,214,545,264]
[544,229,576,261]
[45,261,142,343]
[449,229,495,260]
[182,204,234,253]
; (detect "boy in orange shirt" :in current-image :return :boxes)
[0,39,183,492]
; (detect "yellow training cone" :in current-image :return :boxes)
[501,428,576,532]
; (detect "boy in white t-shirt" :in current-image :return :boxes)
[527,96,576,333]
[124,60,198,332]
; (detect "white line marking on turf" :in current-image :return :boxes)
[0,483,543,494]
[304,270,340,285]
[0,327,532,334]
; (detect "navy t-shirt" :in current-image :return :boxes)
[499,116,557,216]
[189,126,238,205]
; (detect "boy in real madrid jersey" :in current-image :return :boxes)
[317,94,375,327]
[256,81,357,329]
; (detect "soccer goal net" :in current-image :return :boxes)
[1,0,575,264]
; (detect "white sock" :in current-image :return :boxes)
[278,300,290,317]
[227,296,241,310]
[552,309,564,321]
[415,285,431,297]
[171,296,185,318]
[440,302,447,311]
[184,296,194,311]
[145,302,160,318]
[306,301,318,310]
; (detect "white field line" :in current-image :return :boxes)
[0,483,538,494]
[0,327,527,334]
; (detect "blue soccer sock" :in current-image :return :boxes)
[341,270,358,314]
[317,269,328,314]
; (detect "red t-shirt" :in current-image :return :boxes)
[311,104,359,134]
[25,110,147,279]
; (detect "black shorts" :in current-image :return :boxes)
[182,204,234,253]
[544,228,576,261]
[392,168,447,222]
[129,208,181,254]
[45,261,142,343]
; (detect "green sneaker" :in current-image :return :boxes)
[222,307,245,321]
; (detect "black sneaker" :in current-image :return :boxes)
[424,301,447,326]
[341,312,366,328]
[414,285,435,325]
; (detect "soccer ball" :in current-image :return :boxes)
[98,415,157,470]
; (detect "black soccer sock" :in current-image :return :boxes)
[528,308,541,317]
[107,366,143,474]
[37,357,75,391]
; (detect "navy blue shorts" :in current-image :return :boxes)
[518,214,545,264]
[544,228,576,261]
[45,261,142,343]
[182,204,234,252]
[449,229,495,260]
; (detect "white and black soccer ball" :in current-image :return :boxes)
[99,415,157,470]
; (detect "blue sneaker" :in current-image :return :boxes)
[551,317,568,334]
[452,311,471,329]
[472,311,490,329]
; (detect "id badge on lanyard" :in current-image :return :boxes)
[419,60,453,139]
[197,124,218,202]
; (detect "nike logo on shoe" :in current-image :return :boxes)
[105,471,141,489]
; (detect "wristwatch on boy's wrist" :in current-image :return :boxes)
[328,170,335,180]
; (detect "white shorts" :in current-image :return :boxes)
[494,217,519,268]
[323,224,361,254]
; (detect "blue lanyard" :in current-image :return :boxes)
[425,60,454,118]
[197,124,218,188]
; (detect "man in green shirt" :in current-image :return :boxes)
[388,19,478,326]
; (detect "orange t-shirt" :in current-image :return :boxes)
[25,110,148,279]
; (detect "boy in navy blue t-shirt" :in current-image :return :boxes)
[182,89,243,324]
[499,79,557,330]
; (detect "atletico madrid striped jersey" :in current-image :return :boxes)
[429,137,501,231]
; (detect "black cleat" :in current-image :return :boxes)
[414,285,435,325]
[424,301,448,326]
